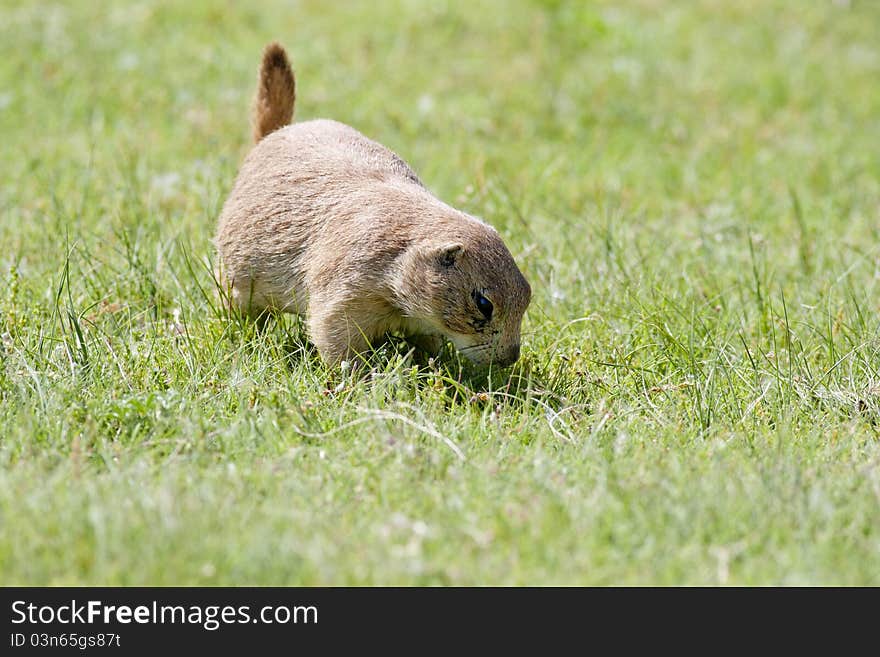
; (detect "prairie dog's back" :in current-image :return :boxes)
[216,118,427,256]
[271,119,423,187]
[214,119,430,316]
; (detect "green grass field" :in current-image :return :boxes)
[1,0,879,585]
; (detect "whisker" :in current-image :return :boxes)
[459,344,493,354]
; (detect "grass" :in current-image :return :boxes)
[1,0,879,585]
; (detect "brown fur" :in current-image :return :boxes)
[252,42,295,143]
[216,43,531,367]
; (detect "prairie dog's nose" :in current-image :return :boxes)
[495,344,520,367]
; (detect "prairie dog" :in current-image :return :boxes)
[215,43,531,367]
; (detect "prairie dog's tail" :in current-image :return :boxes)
[252,42,295,143]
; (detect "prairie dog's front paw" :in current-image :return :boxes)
[406,333,445,356]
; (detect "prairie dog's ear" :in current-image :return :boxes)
[434,243,464,268]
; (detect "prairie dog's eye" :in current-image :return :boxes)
[473,291,493,321]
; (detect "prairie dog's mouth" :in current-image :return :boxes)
[452,339,520,368]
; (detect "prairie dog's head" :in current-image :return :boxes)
[399,218,531,367]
